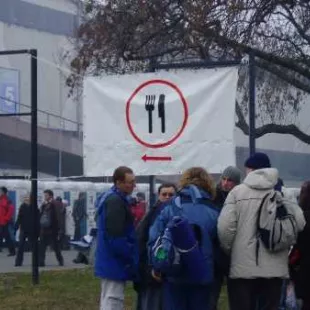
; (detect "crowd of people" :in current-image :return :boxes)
[0,187,90,267]
[95,153,310,310]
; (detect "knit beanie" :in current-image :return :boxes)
[222,166,241,185]
[245,152,271,170]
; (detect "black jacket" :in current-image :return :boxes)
[15,203,33,235]
[294,210,310,299]
[136,201,166,288]
[40,200,59,235]
[213,185,229,209]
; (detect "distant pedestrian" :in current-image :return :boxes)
[39,190,64,267]
[15,196,33,266]
[55,197,67,249]
[218,153,305,310]
[131,192,147,227]
[135,183,177,310]
[95,166,138,310]
[72,192,87,241]
[0,186,16,256]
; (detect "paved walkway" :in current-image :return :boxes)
[0,250,86,273]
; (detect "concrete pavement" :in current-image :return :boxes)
[0,250,86,273]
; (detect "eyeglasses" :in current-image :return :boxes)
[161,192,174,197]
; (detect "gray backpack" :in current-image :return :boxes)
[256,190,297,265]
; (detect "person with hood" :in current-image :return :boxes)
[135,183,177,310]
[149,167,219,310]
[291,181,310,310]
[218,152,305,310]
[210,166,241,310]
[95,166,138,310]
[0,186,15,256]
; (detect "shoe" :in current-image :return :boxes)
[59,260,64,267]
[15,263,22,267]
[8,253,15,257]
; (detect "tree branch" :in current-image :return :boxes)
[235,101,310,144]
[201,28,310,80]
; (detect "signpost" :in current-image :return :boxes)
[83,67,239,176]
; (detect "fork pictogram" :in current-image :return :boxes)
[145,95,156,133]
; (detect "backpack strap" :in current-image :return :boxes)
[255,192,271,266]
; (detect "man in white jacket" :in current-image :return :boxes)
[217,152,305,310]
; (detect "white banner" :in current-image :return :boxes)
[84,68,238,176]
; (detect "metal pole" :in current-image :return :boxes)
[30,49,39,285]
[149,175,156,208]
[249,51,256,155]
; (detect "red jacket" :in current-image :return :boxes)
[131,201,146,227]
[0,195,14,226]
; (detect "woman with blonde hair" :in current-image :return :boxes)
[148,167,219,310]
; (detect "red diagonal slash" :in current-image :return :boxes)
[142,154,172,162]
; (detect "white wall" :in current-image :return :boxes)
[0,1,80,131]
[22,0,78,14]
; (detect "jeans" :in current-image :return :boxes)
[0,224,15,254]
[163,282,211,310]
[229,278,283,310]
[100,279,125,310]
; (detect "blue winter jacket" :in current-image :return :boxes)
[95,187,139,281]
[149,185,220,284]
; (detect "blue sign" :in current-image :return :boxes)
[0,68,20,114]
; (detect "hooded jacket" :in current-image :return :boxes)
[218,168,305,279]
[95,186,139,281]
[149,185,219,284]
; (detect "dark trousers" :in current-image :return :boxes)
[229,278,283,310]
[74,221,81,241]
[15,230,32,266]
[136,286,163,310]
[39,233,63,266]
[163,282,211,310]
[209,274,233,310]
[0,224,15,254]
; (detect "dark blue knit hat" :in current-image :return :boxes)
[245,152,271,170]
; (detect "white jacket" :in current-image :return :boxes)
[217,168,305,279]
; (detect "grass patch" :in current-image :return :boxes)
[0,268,228,309]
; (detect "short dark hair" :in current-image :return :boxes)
[158,183,177,194]
[44,189,54,197]
[113,166,133,184]
[0,187,8,194]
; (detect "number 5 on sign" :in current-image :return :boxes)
[5,86,15,107]
[0,83,18,113]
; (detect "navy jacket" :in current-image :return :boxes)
[95,187,139,281]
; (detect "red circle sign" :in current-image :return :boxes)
[126,79,188,149]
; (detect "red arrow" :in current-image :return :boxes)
[142,154,172,162]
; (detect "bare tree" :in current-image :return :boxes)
[68,0,310,144]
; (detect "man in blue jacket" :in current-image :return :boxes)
[95,166,139,310]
